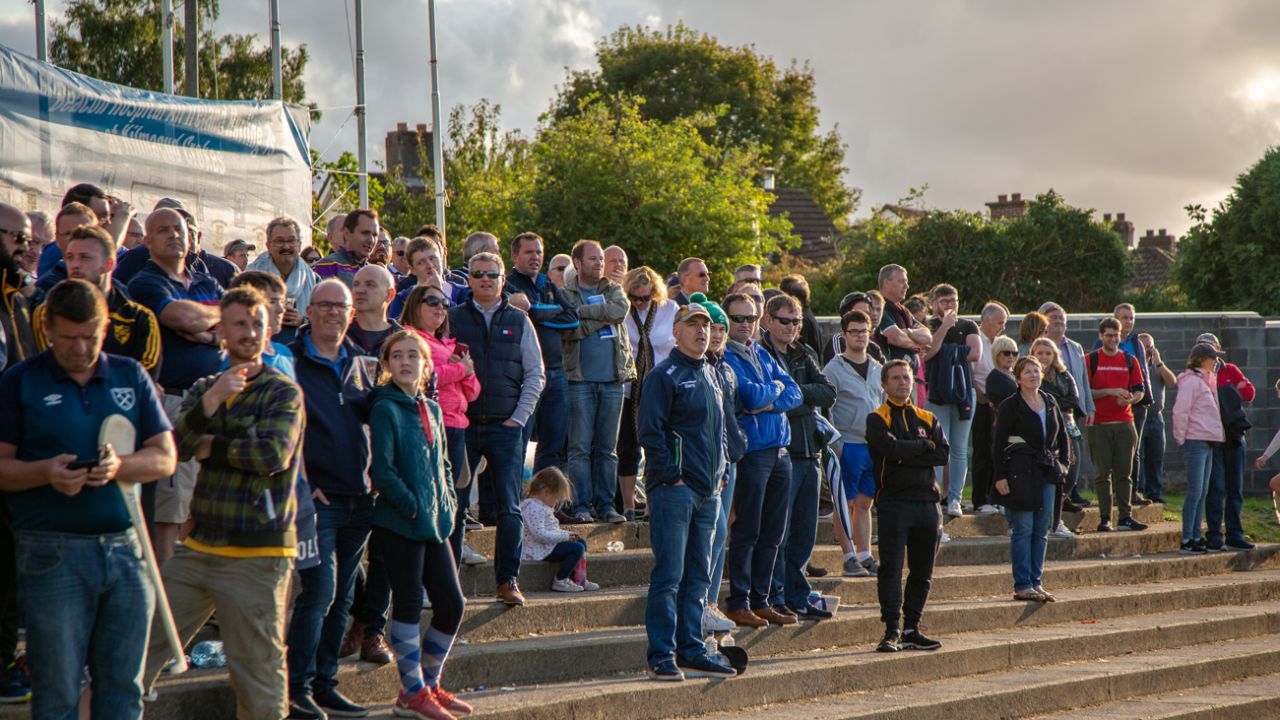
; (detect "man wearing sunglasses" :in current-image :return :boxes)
[671,257,711,307]
[505,232,579,474]
[0,203,37,371]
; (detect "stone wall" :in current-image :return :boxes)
[817,311,1279,494]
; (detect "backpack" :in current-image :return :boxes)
[1086,349,1136,379]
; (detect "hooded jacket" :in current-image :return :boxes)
[1172,369,1225,445]
[638,348,727,498]
[823,353,885,446]
[417,329,481,429]
[368,384,456,543]
[708,352,748,464]
[724,338,803,454]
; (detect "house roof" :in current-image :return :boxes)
[768,187,839,263]
[875,203,927,221]
[1127,246,1176,291]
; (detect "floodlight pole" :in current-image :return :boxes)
[428,0,445,233]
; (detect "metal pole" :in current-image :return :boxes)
[269,0,282,100]
[354,0,368,207]
[184,0,198,97]
[428,0,446,234]
[34,0,47,62]
[161,0,174,93]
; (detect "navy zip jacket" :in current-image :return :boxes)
[709,353,748,464]
[638,347,727,498]
[289,329,376,497]
[504,269,578,370]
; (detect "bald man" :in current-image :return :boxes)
[347,263,400,356]
[0,202,36,370]
[604,245,628,285]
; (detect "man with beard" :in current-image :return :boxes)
[0,203,36,371]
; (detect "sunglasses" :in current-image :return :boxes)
[628,294,652,303]
[0,228,30,245]
[771,316,802,326]
[551,265,568,273]
[729,314,759,324]
[395,250,405,257]
[471,270,502,280]
[420,295,451,308]
[999,350,1017,357]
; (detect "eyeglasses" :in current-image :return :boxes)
[420,295,451,308]
[0,228,30,245]
[741,277,762,285]
[695,271,709,278]
[628,294,652,303]
[843,328,869,336]
[471,270,502,280]
[999,350,1017,357]
[312,301,352,313]
[771,316,802,326]
[729,314,759,324]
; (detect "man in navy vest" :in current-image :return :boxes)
[448,252,545,607]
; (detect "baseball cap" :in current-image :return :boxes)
[675,303,711,324]
[1195,332,1221,348]
[689,292,727,327]
[153,198,199,230]
[224,239,256,256]
[1189,343,1225,363]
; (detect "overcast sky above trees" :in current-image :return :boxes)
[5,0,1280,235]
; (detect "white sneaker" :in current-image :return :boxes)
[1050,522,1075,538]
[945,500,963,517]
[551,577,584,593]
[460,542,487,566]
[939,531,952,543]
[578,578,600,591]
[702,605,736,633]
[977,504,1000,515]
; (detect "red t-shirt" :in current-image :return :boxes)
[1088,350,1145,424]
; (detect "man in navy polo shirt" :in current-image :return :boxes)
[0,279,176,719]
[128,207,223,564]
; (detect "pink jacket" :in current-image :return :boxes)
[1172,369,1225,445]
[418,329,481,429]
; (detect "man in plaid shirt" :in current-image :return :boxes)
[141,287,305,720]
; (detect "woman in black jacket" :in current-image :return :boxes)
[993,356,1071,603]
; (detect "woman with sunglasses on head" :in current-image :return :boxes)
[618,267,679,521]
[972,335,1019,512]
[401,283,481,568]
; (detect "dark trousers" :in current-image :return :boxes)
[347,550,392,638]
[0,501,17,663]
[876,500,941,631]
[372,527,464,634]
[529,368,569,473]
[726,448,792,611]
[1207,441,1247,544]
[1139,411,1166,499]
[467,423,526,584]
[544,540,587,580]
[1130,404,1149,495]
[970,403,994,507]
[446,426,467,567]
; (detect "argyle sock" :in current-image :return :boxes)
[420,625,457,689]
[389,620,424,694]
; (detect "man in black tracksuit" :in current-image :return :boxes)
[866,359,949,653]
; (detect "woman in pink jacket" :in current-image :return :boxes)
[1171,343,1227,554]
[401,283,482,567]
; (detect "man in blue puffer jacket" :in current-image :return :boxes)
[720,292,802,628]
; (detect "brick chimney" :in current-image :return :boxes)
[384,122,432,181]
[1111,212,1135,248]
[1138,228,1176,253]
[986,192,1028,220]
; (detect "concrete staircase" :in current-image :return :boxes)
[17,501,1280,719]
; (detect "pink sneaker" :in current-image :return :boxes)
[432,686,473,716]
[393,688,455,720]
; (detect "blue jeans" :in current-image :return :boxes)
[544,539,587,580]
[467,422,526,583]
[1139,411,1166,498]
[645,484,719,667]
[18,529,153,720]
[1208,441,1247,544]
[286,494,373,696]
[529,368,569,472]
[1007,483,1056,591]
[769,456,819,608]
[446,426,468,566]
[707,463,737,607]
[727,447,792,611]
[925,389,974,505]
[1181,440,1214,542]
[567,381,625,516]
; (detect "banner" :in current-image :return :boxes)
[0,43,312,250]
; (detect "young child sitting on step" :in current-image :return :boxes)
[520,468,600,592]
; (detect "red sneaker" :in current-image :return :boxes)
[432,686,473,716]
[393,688,455,720]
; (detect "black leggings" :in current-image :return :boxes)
[372,526,465,633]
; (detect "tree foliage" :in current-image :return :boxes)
[520,98,795,289]
[551,23,858,229]
[1173,146,1280,314]
[50,0,312,111]
[833,191,1132,314]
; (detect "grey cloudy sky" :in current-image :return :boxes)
[4,0,1280,237]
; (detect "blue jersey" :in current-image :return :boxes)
[128,260,224,391]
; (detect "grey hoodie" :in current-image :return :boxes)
[822,353,885,445]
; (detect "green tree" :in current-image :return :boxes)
[311,149,383,252]
[839,191,1131,313]
[1174,146,1280,313]
[50,0,312,110]
[521,98,794,288]
[552,23,858,228]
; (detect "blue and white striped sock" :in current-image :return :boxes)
[420,625,457,689]
[390,620,425,694]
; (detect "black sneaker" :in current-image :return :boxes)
[1097,520,1114,532]
[787,603,833,621]
[1070,494,1092,507]
[1131,493,1153,507]
[900,628,942,651]
[1226,538,1257,551]
[1116,516,1148,532]
[676,654,737,679]
[313,689,368,718]
[1205,538,1224,552]
[1194,538,1210,553]
[1179,540,1207,555]
[876,629,901,653]
[647,659,685,682]
[288,694,328,720]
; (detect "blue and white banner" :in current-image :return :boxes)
[0,43,312,249]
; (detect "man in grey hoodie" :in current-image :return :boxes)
[822,310,885,577]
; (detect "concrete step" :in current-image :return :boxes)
[1029,672,1280,719]
[426,600,1280,720]
[450,546,1280,643]
[460,502,1168,556]
[458,521,1186,597]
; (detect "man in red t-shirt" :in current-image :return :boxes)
[1086,317,1148,532]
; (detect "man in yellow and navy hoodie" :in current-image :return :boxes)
[867,359,949,654]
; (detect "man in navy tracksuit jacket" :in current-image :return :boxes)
[638,303,736,681]
[720,294,803,628]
